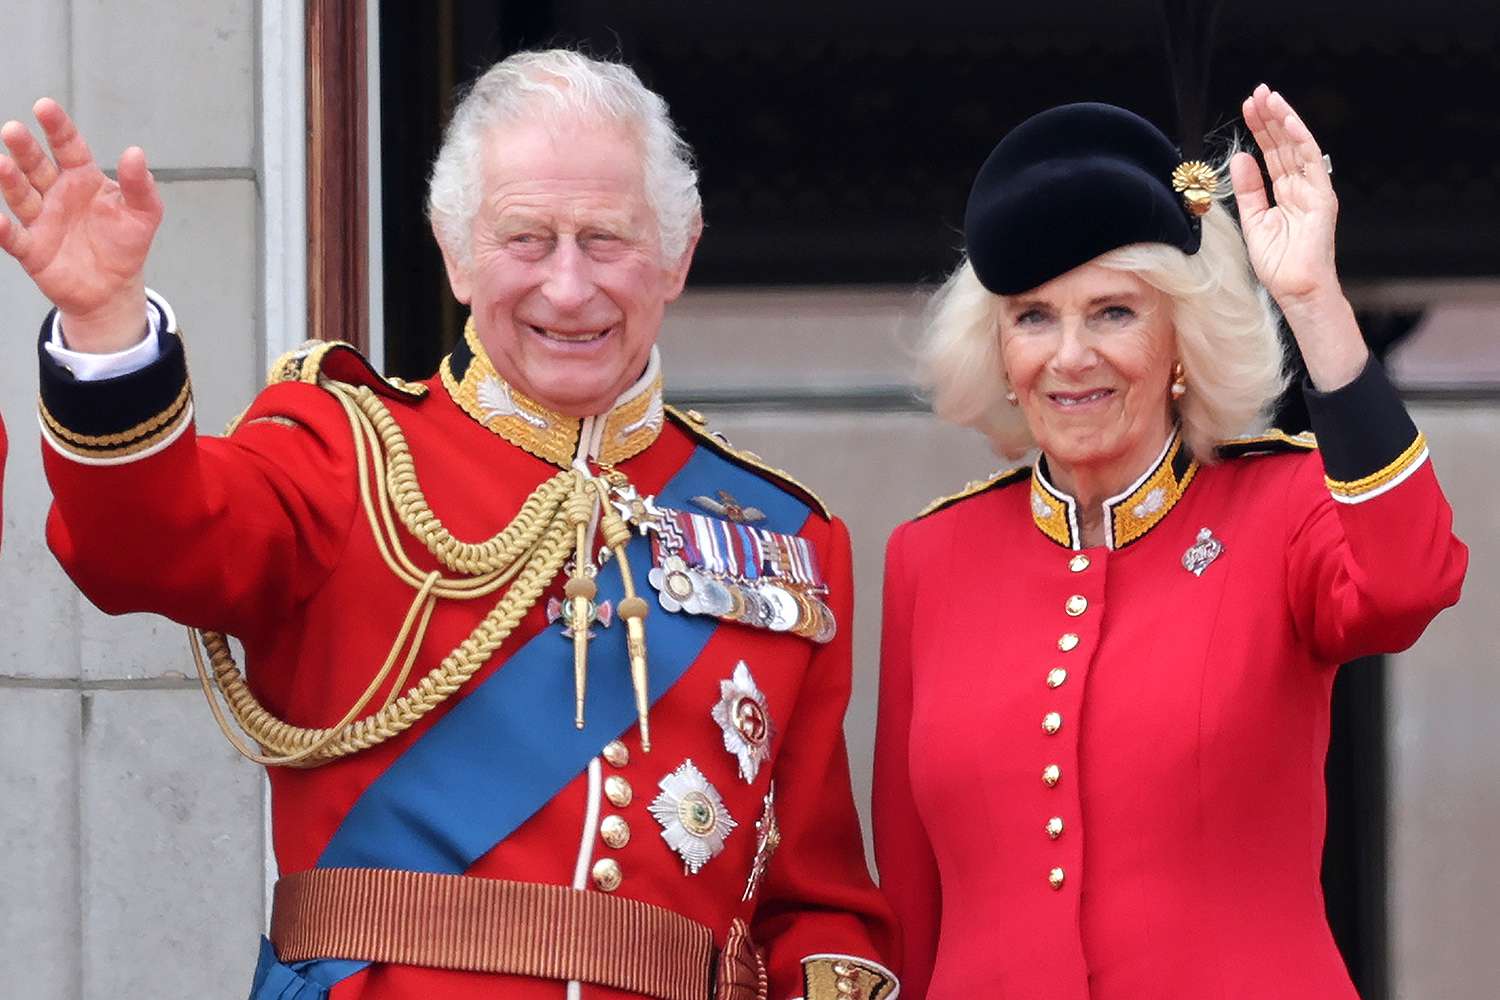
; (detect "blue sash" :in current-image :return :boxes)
[250,442,813,997]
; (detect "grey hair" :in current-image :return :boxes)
[919,194,1289,463]
[427,49,701,266]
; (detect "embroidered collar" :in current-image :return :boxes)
[440,318,665,467]
[1029,428,1199,550]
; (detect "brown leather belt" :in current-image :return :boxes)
[270,867,715,1000]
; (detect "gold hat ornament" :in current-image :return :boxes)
[1170,160,1219,217]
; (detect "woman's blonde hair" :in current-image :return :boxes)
[920,198,1289,462]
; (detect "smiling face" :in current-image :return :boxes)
[436,115,698,417]
[999,259,1178,493]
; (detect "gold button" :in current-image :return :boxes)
[1042,711,1062,735]
[600,815,630,849]
[1069,554,1090,573]
[1046,816,1064,839]
[592,858,622,892]
[1042,764,1061,787]
[1048,867,1066,890]
[604,776,633,808]
[1066,595,1087,616]
[602,740,629,768]
[1046,667,1067,688]
[1058,633,1080,652]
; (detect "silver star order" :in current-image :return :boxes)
[610,484,665,534]
[649,759,737,875]
[711,661,775,783]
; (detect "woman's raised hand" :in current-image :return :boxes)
[0,99,162,352]
[1231,84,1368,389]
[1230,85,1341,313]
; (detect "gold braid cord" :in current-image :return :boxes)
[191,379,598,768]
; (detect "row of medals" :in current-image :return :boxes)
[653,552,837,644]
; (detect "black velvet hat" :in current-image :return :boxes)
[963,102,1207,295]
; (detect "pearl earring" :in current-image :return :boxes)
[1170,362,1187,401]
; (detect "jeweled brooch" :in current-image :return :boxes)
[1181,526,1224,576]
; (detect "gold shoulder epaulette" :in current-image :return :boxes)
[915,465,1031,520]
[664,404,831,520]
[268,340,429,400]
[1216,428,1317,460]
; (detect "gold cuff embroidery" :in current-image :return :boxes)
[802,955,899,1000]
[39,380,193,461]
[1325,432,1428,499]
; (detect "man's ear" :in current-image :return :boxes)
[662,217,703,303]
[432,219,473,305]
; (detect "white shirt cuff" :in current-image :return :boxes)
[44,289,173,381]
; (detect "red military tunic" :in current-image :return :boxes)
[874,360,1466,999]
[39,298,898,1000]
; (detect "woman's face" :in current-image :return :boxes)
[999,260,1177,484]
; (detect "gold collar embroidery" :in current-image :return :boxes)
[1029,429,1199,550]
[440,319,665,467]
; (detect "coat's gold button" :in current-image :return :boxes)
[1046,816,1064,839]
[1058,633,1080,652]
[1046,667,1067,689]
[600,815,630,849]
[602,741,630,768]
[1066,595,1088,616]
[1042,764,1062,787]
[592,858,623,892]
[1042,712,1062,735]
[604,776,633,808]
[1069,554,1090,573]
[1048,867,1066,890]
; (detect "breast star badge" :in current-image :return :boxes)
[649,759,737,875]
[712,661,775,783]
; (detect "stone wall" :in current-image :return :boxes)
[0,3,265,996]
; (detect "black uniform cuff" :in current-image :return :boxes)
[37,307,193,462]
[1302,356,1425,497]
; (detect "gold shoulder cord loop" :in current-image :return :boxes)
[191,379,580,768]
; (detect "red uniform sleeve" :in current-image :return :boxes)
[872,520,942,998]
[1285,358,1468,664]
[38,316,360,638]
[751,515,901,998]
